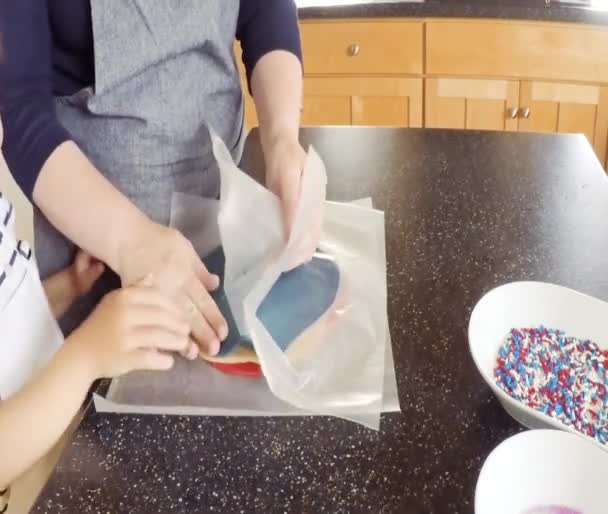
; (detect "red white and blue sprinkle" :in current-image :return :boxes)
[494,327,608,445]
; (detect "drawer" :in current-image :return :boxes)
[301,21,423,75]
[426,20,608,84]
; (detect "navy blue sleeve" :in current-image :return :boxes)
[237,0,303,88]
[0,1,71,199]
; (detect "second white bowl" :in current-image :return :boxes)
[476,429,608,514]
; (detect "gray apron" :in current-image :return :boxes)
[35,0,245,334]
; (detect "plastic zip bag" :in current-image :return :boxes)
[211,135,388,428]
[93,137,395,429]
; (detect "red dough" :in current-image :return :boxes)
[208,361,263,377]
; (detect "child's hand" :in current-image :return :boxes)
[70,251,105,297]
[43,250,106,320]
[68,282,192,379]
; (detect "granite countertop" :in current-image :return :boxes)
[32,127,608,513]
[297,0,608,25]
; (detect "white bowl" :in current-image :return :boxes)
[475,429,608,514]
[468,281,608,447]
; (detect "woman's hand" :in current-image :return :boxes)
[265,135,322,270]
[250,50,312,252]
[32,141,224,356]
[117,224,227,357]
[70,251,105,297]
[42,250,105,320]
[265,135,306,238]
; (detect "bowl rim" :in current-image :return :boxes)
[474,428,604,513]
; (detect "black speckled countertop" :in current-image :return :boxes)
[33,128,608,513]
[298,0,608,26]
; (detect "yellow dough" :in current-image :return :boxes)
[201,345,258,364]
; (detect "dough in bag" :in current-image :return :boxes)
[200,247,341,366]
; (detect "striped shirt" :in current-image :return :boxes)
[0,191,32,314]
[0,190,33,514]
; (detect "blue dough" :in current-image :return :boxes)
[203,247,340,357]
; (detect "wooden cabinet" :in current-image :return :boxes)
[234,43,258,128]
[242,78,422,130]
[426,78,608,165]
[425,78,519,131]
[519,81,608,165]
[425,19,608,166]
[239,17,608,167]
[426,20,608,85]
[243,94,257,130]
[303,77,422,127]
[300,20,424,128]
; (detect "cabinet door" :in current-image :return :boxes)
[235,42,258,130]
[302,77,423,127]
[519,81,608,166]
[242,92,257,130]
[425,78,520,131]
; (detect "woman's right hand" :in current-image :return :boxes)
[68,282,195,380]
[117,222,228,357]
[30,138,227,357]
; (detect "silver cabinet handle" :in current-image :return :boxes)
[506,107,519,119]
[347,44,360,57]
[520,107,531,119]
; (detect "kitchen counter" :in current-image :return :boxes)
[297,0,608,26]
[33,128,608,513]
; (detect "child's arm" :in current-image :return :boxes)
[43,251,105,319]
[0,283,191,490]
[0,339,92,492]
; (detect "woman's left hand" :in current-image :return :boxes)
[264,135,323,270]
[118,223,227,358]
[265,135,306,238]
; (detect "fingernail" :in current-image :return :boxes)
[211,274,220,290]
[219,324,228,341]
[189,344,199,360]
[208,338,220,356]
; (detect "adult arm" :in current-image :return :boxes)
[237,0,307,238]
[0,2,226,353]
